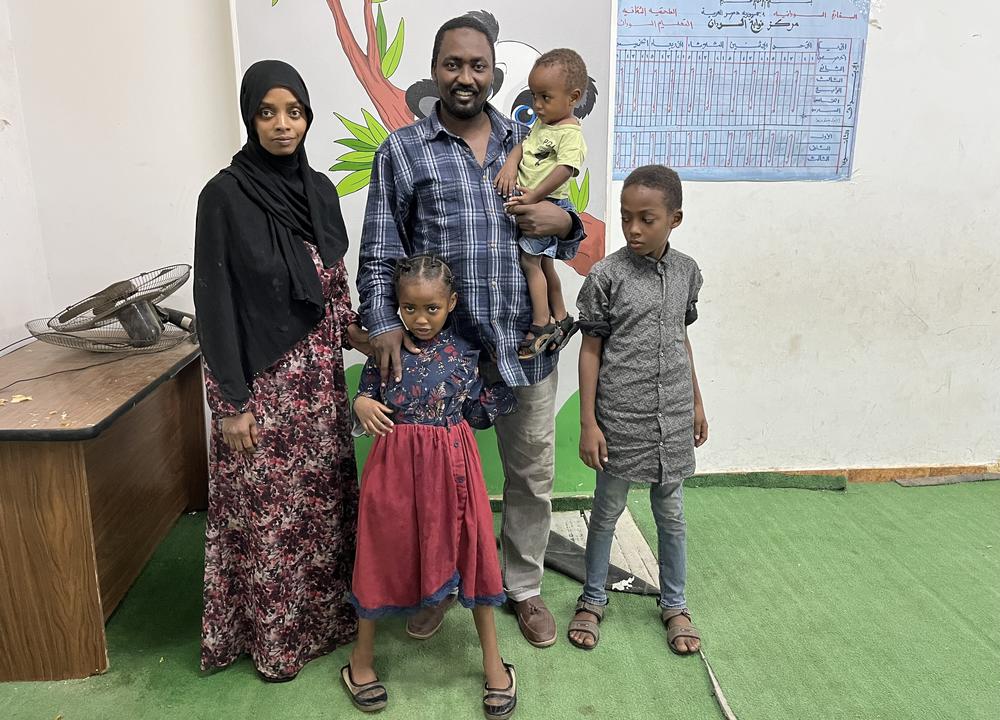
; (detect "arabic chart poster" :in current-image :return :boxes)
[614,1,869,181]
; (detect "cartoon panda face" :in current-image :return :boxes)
[493,40,542,128]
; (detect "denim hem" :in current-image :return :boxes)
[579,592,610,607]
[658,601,689,611]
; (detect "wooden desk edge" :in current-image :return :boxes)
[0,345,202,442]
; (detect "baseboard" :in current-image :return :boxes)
[486,464,992,511]
[792,464,990,484]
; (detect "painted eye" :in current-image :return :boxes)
[511,104,536,127]
[510,89,536,127]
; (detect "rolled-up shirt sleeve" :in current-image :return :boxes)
[576,269,612,338]
[555,206,587,260]
[685,267,703,326]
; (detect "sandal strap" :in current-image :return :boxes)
[667,622,701,639]
[661,607,692,624]
[574,599,606,622]
[568,620,599,637]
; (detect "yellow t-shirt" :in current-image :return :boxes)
[516,122,587,200]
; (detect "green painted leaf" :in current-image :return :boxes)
[376,5,387,59]
[335,137,379,152]
[336,169,373,197]
[361,108,388,145]
[271,0,279,6]
[334,112,377,146]
[381,18,405,79]
[577,169,590,212]
[330,160,373,172]
[568,178,580,209]
[336,150,376,164]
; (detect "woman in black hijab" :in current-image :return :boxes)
[194,59,368,681]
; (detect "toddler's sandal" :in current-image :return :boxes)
[517,324,562,360]
[547,315,578,354]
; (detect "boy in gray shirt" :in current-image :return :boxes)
[568,164,708,654]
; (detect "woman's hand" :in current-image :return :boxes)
[347,323,374,356]
[579,422,608,471]
[354,396,395,436]
[221,412,259,454]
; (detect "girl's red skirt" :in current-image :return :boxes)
[349,421,505,618]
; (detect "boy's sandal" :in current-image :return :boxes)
[482,662,517,719]
[517,323,563,360]
[567,598,605,650]
[660,608,701,656]
[547,315,579,354]
[341,664,388,712]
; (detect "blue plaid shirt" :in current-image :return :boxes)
[357,103,585,387]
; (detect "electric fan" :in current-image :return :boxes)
[26,264,196,352]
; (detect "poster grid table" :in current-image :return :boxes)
[0,340,208,682]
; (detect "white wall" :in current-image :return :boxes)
[605,0,1000,472]
[0,0,51,349]
[6,0,239,316]
[3,0,996,472]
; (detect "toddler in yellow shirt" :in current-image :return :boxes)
[494,48,588,359]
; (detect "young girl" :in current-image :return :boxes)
[569,165,708,655]
[343,255,518,718]
[493,48,589,359]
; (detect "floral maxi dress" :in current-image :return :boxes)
[201,249,359,680]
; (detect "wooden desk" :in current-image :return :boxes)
[0,340,208,681]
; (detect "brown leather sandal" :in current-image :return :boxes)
[567,598,605,650]
[661,608,701,655]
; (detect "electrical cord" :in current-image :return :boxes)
[0,345,177,396]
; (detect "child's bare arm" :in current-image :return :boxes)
[685,330,708,447]
[494,144,523,197]
[508,164,575,207]
[579,334,608,470]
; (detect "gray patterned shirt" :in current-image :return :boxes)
[576,246,703,484]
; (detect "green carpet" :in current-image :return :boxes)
[3,483,998,719]
[626,482,1000,720]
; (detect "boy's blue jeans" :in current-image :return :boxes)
[581,471,687,610]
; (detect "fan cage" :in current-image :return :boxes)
[48,264,191,332]
[26,319,194,353]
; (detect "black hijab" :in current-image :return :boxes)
[227,59,349,294]
[194,60,351,411]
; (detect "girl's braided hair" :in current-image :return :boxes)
[392,253,455,293]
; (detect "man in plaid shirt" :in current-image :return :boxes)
[357,15,585,649]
